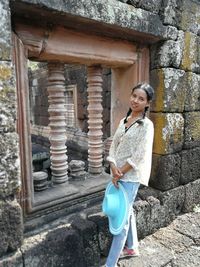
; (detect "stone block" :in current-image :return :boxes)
[22,227,84,267]
[139,235,173,267]
[160,0,182,26]
[88,212,112,257]
[181,32,200,73]
[184,72,200,111]
[0,250,23,267]
[16,0,168,39]
[181,147,200,185]
[171,212,200,243]
[163,25,178,41]
[150,153,181,191]
[159,185,185,220]
[71,216,100,267]
[0,132,20,197]
[151,112,184,155]
[0,61,17,133]
[134,200,152,239]
[182,178,200,212]
[137,186,160,200]
[184,112,200,149]
[0,0,11,60]
[136,186,185,237]
[152,227,194,254]
[179,0,200,35]
[127,0,162,14]
[0,200,23,257]
[150,68,186,112]
[150,31,184,69]
[144,196,167,232]
[173,246,200,267]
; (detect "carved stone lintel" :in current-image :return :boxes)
[87,66,103,174]
[47,63,68,184]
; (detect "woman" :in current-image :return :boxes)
[105,83,154,267]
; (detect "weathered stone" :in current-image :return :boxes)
[71,216,100,267]
[0,62,17,133]
[171,212,200,243]
[152,227,194,253]
[159,186,185,219]
[134,200,152,239]
[184,112,200,149]
[182,179,200,212]
[139,235,173,267]
[0,0,11,60]
[0,250,23,267]
[118,256,144,267]
[22,227,84,267]
[0,133,20,197]
[137,186,160,200]
[181,147,200,185]
[88,212,112,256]
[150,68,186,112]
[135,194,174,239]
[173,246,200,267]
[17,0,168,39]
[144,196,167,232]
[150,31,184,69]
[141,186,185,233]
[69,159,85,170]
[179,0,200,35]
[150,153,181,191]
[181,32,200,73]
[160,0,182,26]
[163,25,178,40]
[151,112,184,155]
[33,171,48,191]
[127,0,162,14]
[0,199,23,257]
[184,72,200,111]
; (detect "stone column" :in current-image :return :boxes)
[87,66,103,174]
[47,63,68,183]
[65,85,75,127]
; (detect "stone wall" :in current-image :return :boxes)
[0,0,23,259]
[149,0,200,196]
[0,0,200,265]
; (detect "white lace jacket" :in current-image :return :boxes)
[107,117,154,186]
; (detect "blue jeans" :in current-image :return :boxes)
[106,181,140,267]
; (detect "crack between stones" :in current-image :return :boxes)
[19,247,25,267]
[173,227,198,247]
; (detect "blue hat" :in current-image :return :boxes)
[102,182,129,235]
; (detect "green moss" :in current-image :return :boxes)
[0,65,12,80]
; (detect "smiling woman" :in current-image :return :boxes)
[105,83,154,267]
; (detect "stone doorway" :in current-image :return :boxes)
[12,17,149,229]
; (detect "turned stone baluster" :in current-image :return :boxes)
[47,63,68,184]
[87,66,103,174]
[65,85,75,127]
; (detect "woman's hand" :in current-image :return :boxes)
[110,164,123,188]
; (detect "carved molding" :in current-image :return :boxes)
[14,23,137,67]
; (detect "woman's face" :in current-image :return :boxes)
[130,88,149,113]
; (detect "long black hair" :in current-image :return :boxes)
[124,83,154,124]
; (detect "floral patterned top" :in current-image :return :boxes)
[107,117,154,186]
